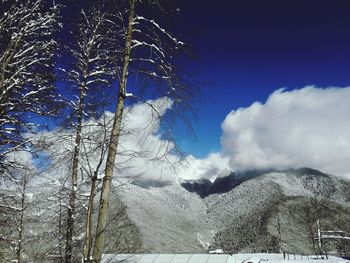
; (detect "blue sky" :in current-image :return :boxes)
[35,0,350,177]
[18,0,350,179]
[173,0,350,157]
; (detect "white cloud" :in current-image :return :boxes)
[175,152,229,181]
[220,86,350,177]
[30,86,350,186]
[118,97,229,183]
[117,97,177,181]
[35,97,201,185]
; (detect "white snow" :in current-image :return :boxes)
[209,249,224,254]
[102,253,350,263]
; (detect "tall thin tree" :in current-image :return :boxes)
[60,6,118,263]
[92,0,192,261]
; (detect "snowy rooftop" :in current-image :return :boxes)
[101,254,349,263]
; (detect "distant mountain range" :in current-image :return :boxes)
[181,169,274,198]
[116,168,350,255]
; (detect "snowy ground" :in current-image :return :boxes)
[228,253,348,263]
[102,253,350,263]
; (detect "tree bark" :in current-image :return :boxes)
[65,86,85,263]
[276,217,283,254]
[16,178,27,263]
[92,0,136,261]
[58,188,64,263]
[0,37,20,116]
[82,173,98,262]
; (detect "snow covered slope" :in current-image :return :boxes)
[207,169,350,253]
[116,168,350,254]
[118,183,214,253]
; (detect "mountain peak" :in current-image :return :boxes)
[181,169,270,198]
[181,167,333,198]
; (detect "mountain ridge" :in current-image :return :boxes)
[119,167,350,254]
[180,167,331,198]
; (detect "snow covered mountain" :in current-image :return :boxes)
[117,168,350,254]
[117,182,212,253]
[181,169,272,197]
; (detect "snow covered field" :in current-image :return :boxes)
[102,253,350,263]
[228,254,348,263]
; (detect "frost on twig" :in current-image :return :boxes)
[0,0,61,160]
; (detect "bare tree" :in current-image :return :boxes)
[275,217,285,257]
[81,114,111,262]
[92,0,192,261]
[0,160,35,263]
[60,6,119,263]
[0,0,61,169]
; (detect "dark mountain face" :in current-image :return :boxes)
[181,168,329,198]
[181,179,212,198]
[206,173,239,195]
[181,169,273,198]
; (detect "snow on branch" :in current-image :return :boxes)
[131,39,165,58]
[134,15,184,46]
[0,0,61,157]
[0,203,22,212]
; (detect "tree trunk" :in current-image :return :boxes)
[65,87,85,263]
[276,217,282,253]
[308,223,316,254]
[82,173,98,262]
[83,114,108,263]
[92,94,125,262]
[16,179,26,263]
[92,1,135,261]
[58,188,64,263]
[317,219,322,256]
[0,38,20,116]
